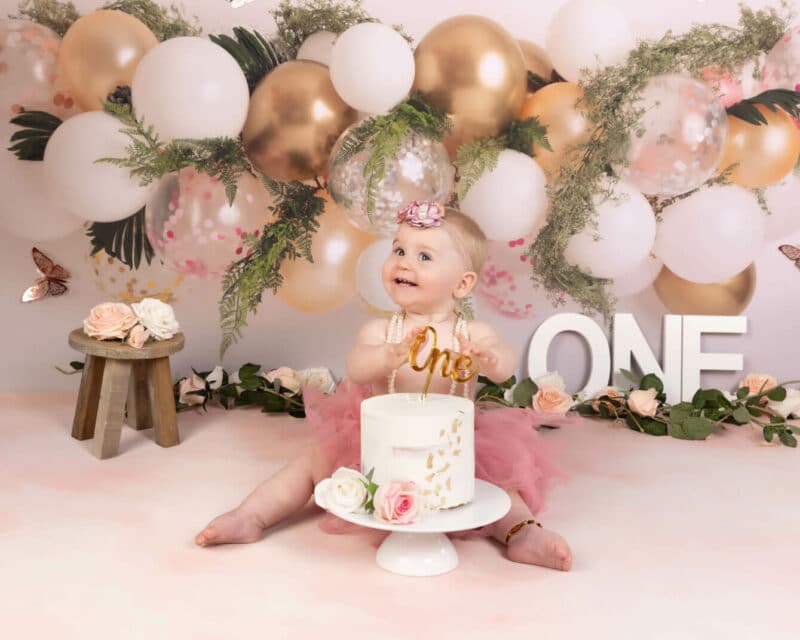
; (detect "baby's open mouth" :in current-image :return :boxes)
[394,277,417,287]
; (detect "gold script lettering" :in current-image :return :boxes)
[408,326,479,397]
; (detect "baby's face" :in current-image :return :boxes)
[381,224,473,313]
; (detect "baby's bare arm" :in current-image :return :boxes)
[462,320,517,383]
[346,319,426,385]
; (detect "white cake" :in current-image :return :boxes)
[361,393,475,510]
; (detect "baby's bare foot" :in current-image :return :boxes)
[506,523,572,571]
[195,507,264,547]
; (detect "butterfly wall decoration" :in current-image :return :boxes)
[21,247,70,302]
[779,244,800,270]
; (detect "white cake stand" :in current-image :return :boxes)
[326,479,511,577]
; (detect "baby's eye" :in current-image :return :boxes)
[394,247,405,256]
[418,252,431,262]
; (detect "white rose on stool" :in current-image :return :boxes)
[131,298,180,340]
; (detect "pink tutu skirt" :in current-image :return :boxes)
[305,381,578,530]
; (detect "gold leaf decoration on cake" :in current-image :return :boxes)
[426,452,433,469]
[453,449,461,456]
[446,477,451,491]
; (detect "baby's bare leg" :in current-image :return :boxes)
[487,491,572,571]
[195,445,328,547]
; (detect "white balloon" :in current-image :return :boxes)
[297,31,336,66]
[564,180,656,279]
[356,238,398,313]
[545,0,635,82]
[132,37,249,141]
[655,185,765,284]
[763,173,800,241]
[43,112,153,222]
[611,254,663,298]
[0,152,83,241]
[460,149,548,241]
[329,23,414,114]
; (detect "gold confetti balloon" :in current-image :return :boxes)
[87,249,185,305]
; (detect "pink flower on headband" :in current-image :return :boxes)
[396,201,445,228]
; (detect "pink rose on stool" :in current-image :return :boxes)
[83,302,138,340]
[373,480,421,524]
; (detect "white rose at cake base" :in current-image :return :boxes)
[622,74,727,196]
[327,126,454,235]
[145,168,275,279]
[87,249,185,305]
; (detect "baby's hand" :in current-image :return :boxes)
[385,326,427,370]
[458,338,498,372]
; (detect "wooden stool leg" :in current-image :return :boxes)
[127,361,152,430]
[92,359,133,459]
[148,357,180,448]
[71,355,105,441]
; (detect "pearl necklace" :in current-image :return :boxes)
[386,310,471,398]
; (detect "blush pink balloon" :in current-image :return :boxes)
[700,66,744,108]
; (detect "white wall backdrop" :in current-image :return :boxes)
[2,0,799,393]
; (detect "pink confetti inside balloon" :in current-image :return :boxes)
[145,168,275,279]
[476,235,550,319]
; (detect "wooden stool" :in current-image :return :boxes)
[68,329,185,459]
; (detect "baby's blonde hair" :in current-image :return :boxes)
[442,207,488,275]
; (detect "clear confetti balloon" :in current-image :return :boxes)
[622,74,727,196]
[146,168,275,280]
[327,126,454,235]
[476,235,540,320]
[87,249,186,305]
[0,20,78,135]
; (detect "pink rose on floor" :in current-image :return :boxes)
[627,388,659,417]
[178,373,205,406]
[531,385,573,415]
[592,386,623,413]
[739,373,777,404]
[83,302,138,340]
[126,324,149,349]
[263,366,302,396]
[373,480,421,524]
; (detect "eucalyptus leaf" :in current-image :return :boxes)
[732,407,752,424]
[512,378,537,407]
[766,386,787,402]
[639,374,664,393]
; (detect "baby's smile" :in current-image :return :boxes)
[394,277,417,287]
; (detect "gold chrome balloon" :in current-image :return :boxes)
[653,264,756,315]
[519,82,591,178]
[58,10,158,111]
[412,15,527,158]
[243,60,358,181]
[719,105,800,188]
[517,39,554,85]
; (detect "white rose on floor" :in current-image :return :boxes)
[298,367,336,394]
[767,387,800,418]
[628,388,659,417]
[534,371,566,392]
[314,467,369,513]
[263,366,302,396]
[178,373,205,405]
[131,298,180,340]
[205,365,224,391]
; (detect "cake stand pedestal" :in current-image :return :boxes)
[323,479,510,577]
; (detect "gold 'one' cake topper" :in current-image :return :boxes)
[408,326,478,397]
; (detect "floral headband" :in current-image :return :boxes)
[396,200,445,228]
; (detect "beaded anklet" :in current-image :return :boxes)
[505,518,543,545]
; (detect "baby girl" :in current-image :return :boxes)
[196,201,572,571]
